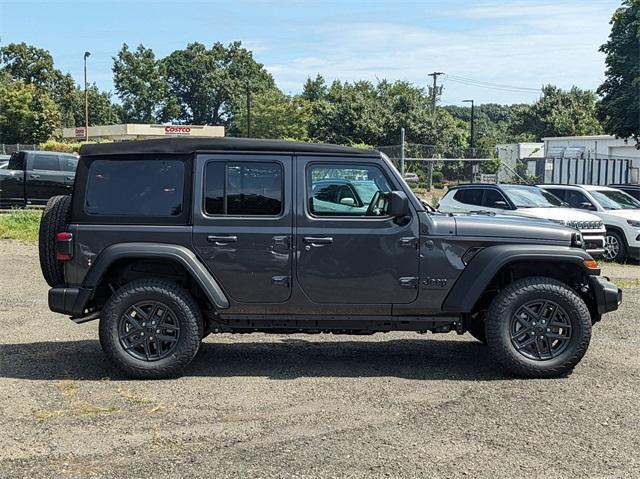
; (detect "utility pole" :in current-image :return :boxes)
[427,72,444,113]
[426,72,443,191]
[83,51,91,142]
[400,127,405,176]
[462,99,475,151]
[246,80,252,138]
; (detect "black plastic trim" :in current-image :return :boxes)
[49,287,93,316]
[589,276,622,314]
[442,244,597,313]
[82,243,230,309]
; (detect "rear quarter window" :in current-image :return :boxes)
[84,158,185,217]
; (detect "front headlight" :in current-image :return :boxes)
[572,232,584,249]
[627,219,640,228]
[550,219,567,226]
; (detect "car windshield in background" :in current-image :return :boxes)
[501,186,564,208]
[592,190,640,210]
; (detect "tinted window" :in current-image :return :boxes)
[203,162,283,216]
[482,189,508,208]
[591,189,640,210]
[307,164,392,217]
[564,190,591,209]
[85,159,185,216]
[32,154,60,171]
[501,185,563,208]
[60,156,78,172]
[453,189,483,206]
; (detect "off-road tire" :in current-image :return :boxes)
[604,230,627,263]
[486,277,592,378]
[467,316,487,344]
[38,195,72,287]
[99,279,203,379]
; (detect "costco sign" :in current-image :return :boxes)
[164,126,191,135]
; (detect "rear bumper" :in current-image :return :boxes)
[49,287,92,317]
[589,276,622,315]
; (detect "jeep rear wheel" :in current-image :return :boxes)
[485,277,591,378]
[99,279,203,379]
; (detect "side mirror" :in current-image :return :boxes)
[340,197,356,206]
[579,201,596,211]
[387,191,410,217]
[493,200,509,209]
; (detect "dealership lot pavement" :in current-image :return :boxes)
[0,241,639,478]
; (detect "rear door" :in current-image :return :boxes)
[295,157,419,304]
[192,154,293,304]
[26,153,70,203]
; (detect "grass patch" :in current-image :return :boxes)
[612,278,640,289]
[0,209,41,241]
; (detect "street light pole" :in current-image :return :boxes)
[246,80,252,138]
[83,51,91,142]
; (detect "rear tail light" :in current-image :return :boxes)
[55,232,73,261]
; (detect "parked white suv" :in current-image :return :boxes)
[539,184,640,262]
[437,184,606,257]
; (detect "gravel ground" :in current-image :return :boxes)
[0,241,639,479]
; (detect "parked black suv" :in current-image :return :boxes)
[39,138,621,379]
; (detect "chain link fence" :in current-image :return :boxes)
[1,144,40,155]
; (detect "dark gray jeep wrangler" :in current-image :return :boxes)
[39,138,622,379]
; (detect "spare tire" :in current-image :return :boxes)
[39,195,72,287]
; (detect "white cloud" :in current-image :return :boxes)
[265,1,618,104]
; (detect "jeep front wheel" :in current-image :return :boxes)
[485,277,591,378]
[99,279,203,379]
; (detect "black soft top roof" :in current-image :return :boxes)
[79,137,378,157]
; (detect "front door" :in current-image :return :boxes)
[193,154,293,304]
[27,153,70,204]
[296,157,420,304]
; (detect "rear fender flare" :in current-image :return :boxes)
[82,243,229,309]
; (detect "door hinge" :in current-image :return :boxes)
[400,237,418,249]
[398,277,418,289]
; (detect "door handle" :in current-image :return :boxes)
[207,235,238,244]
[66,176,74,181]
[29,174,40,179]
[303,236,333,246]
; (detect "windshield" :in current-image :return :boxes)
[501,186,564,208]
[591,189,640,210]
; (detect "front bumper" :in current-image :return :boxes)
[589,276,622,315]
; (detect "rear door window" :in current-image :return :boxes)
[453,188,483,206]
[60,156,78,172]
[32,154,61,171]
[85,158,185,217]
[203,161,283,216]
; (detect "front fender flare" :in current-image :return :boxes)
[441,244,596,313]
[82,243,230,309]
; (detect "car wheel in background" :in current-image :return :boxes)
[603,231,626,262]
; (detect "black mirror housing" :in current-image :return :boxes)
[387,191,410,217]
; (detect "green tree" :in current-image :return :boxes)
[512,85,602,139]
[0,74,60,143]
[113,43,177,122]
[598,0,640,145]
[162,41,276,126]
[309,80,386,145]
[232,90,311,140]
[0,42,58,89]
[301,74,328,102]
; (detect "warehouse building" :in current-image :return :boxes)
[61,124,225,141]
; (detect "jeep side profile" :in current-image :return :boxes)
[39,138,621,379]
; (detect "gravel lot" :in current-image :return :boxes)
[0,240,639,478]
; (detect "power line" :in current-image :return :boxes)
[444,74,541,93]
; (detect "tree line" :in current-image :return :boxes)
[0,0,637,153]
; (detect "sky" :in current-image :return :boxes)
[0,0,622,106]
